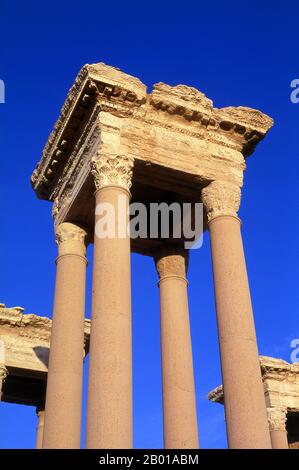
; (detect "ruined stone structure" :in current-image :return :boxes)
[30,62,274,449]
[0,304,90,448]
[208,356,299,449]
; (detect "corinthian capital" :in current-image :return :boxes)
[267,407,287,432]
[201,181,241,222]
[154,245,189,280]
[55,222,88,257]
[91,154,134,192]
[55,222,88,246]
[0,364,8,383]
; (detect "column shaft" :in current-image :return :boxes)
[86,186,132,448]
[268,408,289,449]
[209,215,271,448]
[156,248,198,449]
[36,408,45,449]
[43,223,87,449]
[270,430,289,449]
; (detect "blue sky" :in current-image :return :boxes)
[0,0,298,449]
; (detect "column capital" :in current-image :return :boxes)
[154,245,189,282]
[0,364,8,400]
[0,364,8,382]
[267,407,288,431]
[55,222,89,257]
[91,154,134,193]
[201,181,241,222]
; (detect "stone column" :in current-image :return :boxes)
[43,222,88,449]
[86,154,134,449]
[36,407,45,449]
[267,408,289,449]
[154,245,199,449]
[201,181,271,449]
[0,365,8,401]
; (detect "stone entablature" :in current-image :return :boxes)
[30,62,273,231]
[208,356,299,412]
[261,356,299,412]
[0,303,90,406]
[0,304,52,375]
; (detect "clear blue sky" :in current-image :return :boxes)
[0,0,298,449]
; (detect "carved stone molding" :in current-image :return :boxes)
[55,222,88,247]
[0,365,8,383]
[201,180,241,221]
[0,304,91,367]
[91,154,134,192]
[208,356,299,413]
[51,105,102,225]
[267,407,288,432]
[154,245,189,280]
[260,355,299,381]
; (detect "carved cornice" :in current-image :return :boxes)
[201,181,241,221]
[51,107,101,226]
[260,355,299,381]
[154,245,189,280]
[91,154,134,192]
[149,83,273,157]
[31,67,97,197]
[31,63,146,200]
[88,62,146,105]
[0,305,52,341]
[150,82,213,118]
[267,407,287,431]
[55,222,88,246]
[207,385,224,405]
[51,104,101,202]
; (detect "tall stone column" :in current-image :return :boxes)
[43,222,88,449]
[86,154,134,449]
[267,408,289,449]
[201,181,271,449]
[154,245,199,449]
[36,407,45,449]
[0,365,8,401]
